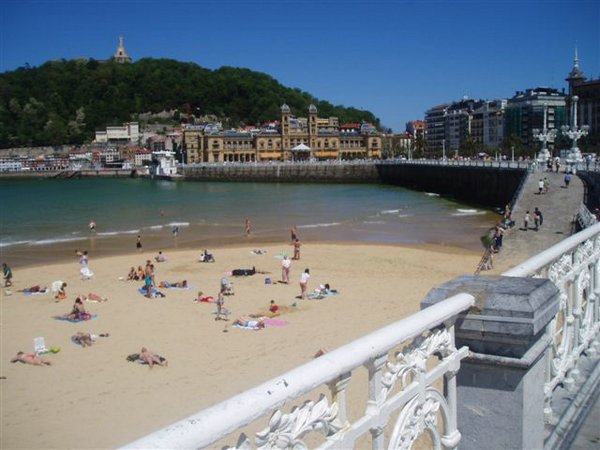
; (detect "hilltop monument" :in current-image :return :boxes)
[113,36,132,63]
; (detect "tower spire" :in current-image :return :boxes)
[113,35,132,64]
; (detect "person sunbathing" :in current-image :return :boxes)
[233,315,265,329]
[19,285,47,293]
[139,347,168,368]
[230,266,268,276]
[159,280,188,288]
[269,300,279,314]
[82,292,108,302]
[11,351,51,366]
[72,332,109,347]
[194,291,214,303]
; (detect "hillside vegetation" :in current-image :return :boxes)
[0,58,380,148]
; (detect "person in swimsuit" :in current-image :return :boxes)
[139,347,168,368]
[11,351,51,366]
[72,332,109,347]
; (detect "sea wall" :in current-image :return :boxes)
[182,163,380,183]
[183,163,526,208]
[577,170,600,212]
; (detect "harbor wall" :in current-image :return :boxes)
[182,164,526,208]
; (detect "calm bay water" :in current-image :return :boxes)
[0,178,498,267]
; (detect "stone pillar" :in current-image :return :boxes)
[421,275,559,450]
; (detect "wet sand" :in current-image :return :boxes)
[1,241,479,448]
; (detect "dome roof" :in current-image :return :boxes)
[308,104,317,114]
[280,103,291,114]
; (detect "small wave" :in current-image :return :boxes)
[363,221,385,224]
[31,236,87,246]
[380,209,400,214]
[167,222,190,227]
[398,214,412,218]
[146,225,164,230]
[299,222,341,229]
[0,239,32,248]
[97,229,140,236]
[425,192,440,197]
[451,210,486,217]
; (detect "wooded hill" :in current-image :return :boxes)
[0,58,380,148]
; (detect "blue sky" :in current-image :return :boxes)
[1,0,599,131]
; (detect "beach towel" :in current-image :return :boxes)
[22,289,49,296]
[160,282,191,290]
[233,322,263,331]
[263,318,289,327]
[137,287,165,298]
[307,291,339,300]
[54,314,97,323]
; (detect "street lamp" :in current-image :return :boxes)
[561,95,589,173]
[442,139,446,161]
[532,102,556,166]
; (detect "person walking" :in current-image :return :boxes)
[299,268,310,300]
[136,235,143,252]
[281,255,291,284]
[523,211,530,231]
[2,262,13,287]
[538,179,544,194]
[564,173,572,188]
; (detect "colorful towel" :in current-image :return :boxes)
[54,314,97,323]
[263,318,289,327]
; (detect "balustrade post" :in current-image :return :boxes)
[366,353,387,450]
[422,275,559,450]
[327,371,352,427]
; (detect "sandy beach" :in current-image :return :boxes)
[1,241,479,449]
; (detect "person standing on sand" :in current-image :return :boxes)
[245,218,252,237]
[2,262,13,287]
[136,235,142,251]
[215,288,227,321]
[281,255,291,284]
[290,226,298,244]
[293,238,301,260]
[299,268,310,300]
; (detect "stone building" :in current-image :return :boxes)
[182,104,381,163]
[471,100,507,150]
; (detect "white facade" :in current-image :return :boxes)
[152,151,177,176]
[95,122,139,144]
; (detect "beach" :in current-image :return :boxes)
[1,240,479,448]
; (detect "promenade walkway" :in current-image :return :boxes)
[491,170,584,274]
[486,169,599,448]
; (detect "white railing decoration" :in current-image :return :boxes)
[503,222,600,421]
[122,294,474,450]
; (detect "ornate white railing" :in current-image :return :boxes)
[122,294,474,449]
[503,222,600,421]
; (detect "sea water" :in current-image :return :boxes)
[0,178,498,266]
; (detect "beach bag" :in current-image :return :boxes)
[265,277,272,284]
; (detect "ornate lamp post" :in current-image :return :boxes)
[561,95,589,172]
[532,103,556,166]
